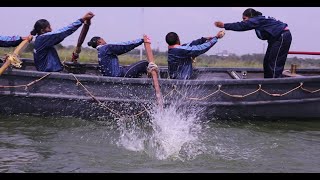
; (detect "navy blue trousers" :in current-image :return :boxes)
[264,30,292,78]
[122,60,148,78]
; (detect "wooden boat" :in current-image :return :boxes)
[1,57,320,121]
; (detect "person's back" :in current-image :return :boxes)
[96,39,144,77]
[97,45,122,77]
[33,35,64,72]
[88,36,150,78]
[167,38,211,79]
[252,16,287,41]
[166,32,224,80]
[167,47,193,80]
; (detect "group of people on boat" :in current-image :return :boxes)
[1,8,292,79]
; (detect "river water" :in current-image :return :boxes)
[0,106,319,173]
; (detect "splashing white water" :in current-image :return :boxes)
[146,106,205,160]
[115,104,207,161]
[115,117,147,152]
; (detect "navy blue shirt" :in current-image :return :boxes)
[167,37,218,80]
[224,15,288,41]
[33,19,83,72]
[0,36,22,47]
[96,38,144,77]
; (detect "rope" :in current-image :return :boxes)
[219,84,261,98]
[0,73,51,90]
[71,74,149,118]
[260,82,302,97]
[4,53,22,68]
[301,82,320,93]
[147,62,159,77]
[162,82,315,101]
[3,72,320,118]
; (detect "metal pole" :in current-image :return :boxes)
[140,7,144,60]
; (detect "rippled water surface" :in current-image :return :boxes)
[0,108,319,172]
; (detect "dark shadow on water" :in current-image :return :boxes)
[206,116,320,132]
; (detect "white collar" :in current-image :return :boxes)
[96,45,103,50]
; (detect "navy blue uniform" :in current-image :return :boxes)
[224,15,292,78]
[0,36,23,47]
[33,19,84,72]
[167,37,219,80]
[96,39,148,78]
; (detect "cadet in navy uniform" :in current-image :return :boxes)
[165,30,225,80]
[215,8,292,78]
[30,12,95,72]
[87,35,151,78]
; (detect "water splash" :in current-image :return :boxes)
[111,83,261,162]
[115,116,148,152]
[146,105,206,160]
[114,103,208,161]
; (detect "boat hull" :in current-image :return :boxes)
[2,59,320,120]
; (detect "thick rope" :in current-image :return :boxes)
[147,62,159,77]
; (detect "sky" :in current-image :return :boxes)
[1,7,320,58]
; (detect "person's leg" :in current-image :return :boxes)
[123,60,148,78]
[274,31,292,78]
[264,31,292,78]
[263,43,273,78]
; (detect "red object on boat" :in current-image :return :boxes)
[288,51,320,55]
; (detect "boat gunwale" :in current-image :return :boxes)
[3,68,320,86]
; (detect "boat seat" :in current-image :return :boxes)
[63,61,87,74]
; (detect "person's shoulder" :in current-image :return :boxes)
[252,15,264,20]
[169,44,182,49]
[248,16,265,23]
[96,44,108,51]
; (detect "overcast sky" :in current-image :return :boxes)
[1,7,319,58]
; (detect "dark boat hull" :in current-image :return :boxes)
[2,94,320,121]
[1,59,320,120]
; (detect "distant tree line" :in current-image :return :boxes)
[9,42,320,68]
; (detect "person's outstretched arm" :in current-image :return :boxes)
[177,31,224,58]
[105,38,144,55]
[215,19,259,31]
[0,36,23,47]
[183,37,207,46]
[36,12,94,49]
[178,37,219,58]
